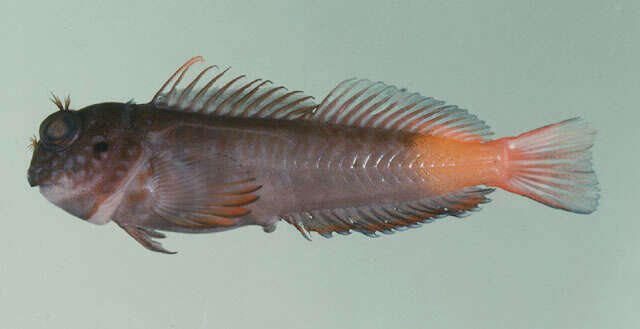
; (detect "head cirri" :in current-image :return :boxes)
[27,96,143,224]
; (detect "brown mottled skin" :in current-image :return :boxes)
[29,103,145,221]
[35,103,429,218]
[29,99,499,252]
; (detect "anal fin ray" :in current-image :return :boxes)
[283,187,494,239]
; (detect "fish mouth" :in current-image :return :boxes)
[27,172,39,187]
[27,167,49,187]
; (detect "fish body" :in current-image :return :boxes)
[28,57,599,253]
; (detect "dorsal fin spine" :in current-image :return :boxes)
[271,95,314,118]
[192,67,230,112]
[151,56,203,104]
[260,90,302,118]
[282,103,317,120]
[250,86,288,117]
[177,65,215,106]
[237,81,274,116]
[167,61,199,102]
[204,75,246,114]
[217,78,255,114]
[224,79,261,116]
[232,80,268,115]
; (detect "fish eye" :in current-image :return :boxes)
[39,111,81,150]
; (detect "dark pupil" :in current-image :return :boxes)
[47,119,68,140]
[93,142,109,153]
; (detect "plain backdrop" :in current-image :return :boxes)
[1,0,638,328]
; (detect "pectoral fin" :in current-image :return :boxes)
[148,125,262,230]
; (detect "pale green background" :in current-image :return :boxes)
[1,0,638,328]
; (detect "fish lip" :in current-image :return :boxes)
[27,166,42,187]
[29,180,52,188]
[28,174,51,188]
[27,174,39,187]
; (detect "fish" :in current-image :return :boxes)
[27,56,599,254]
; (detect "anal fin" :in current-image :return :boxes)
[283,187,494,239]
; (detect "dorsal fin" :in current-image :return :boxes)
[314,79,493,141]
[150,56,317,120]
[150,58,493,141]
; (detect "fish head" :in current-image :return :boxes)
[28,100,143,223]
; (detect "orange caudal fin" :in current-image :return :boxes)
[490,118,599,214]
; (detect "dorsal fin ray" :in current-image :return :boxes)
[150,58,493,141]
[315,79,494,141]
[150,57,317,120]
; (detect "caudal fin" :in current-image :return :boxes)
[492,118,599,214]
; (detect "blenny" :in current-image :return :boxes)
[27,56,599,253]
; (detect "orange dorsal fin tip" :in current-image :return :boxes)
[315,79,493,141]
[152,56,204,103]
